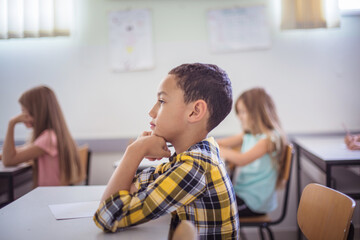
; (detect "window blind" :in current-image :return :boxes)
[0,0,72,39]
[281,0,340,29]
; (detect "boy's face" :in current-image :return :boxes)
[149,74,190,143]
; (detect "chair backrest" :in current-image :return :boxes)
[76,145,91,185]
[172,220,197,240]
[270,144,294,224]
[238,144,294,223]
[238,144,294,240]
[279,144,293,186]
[297,183,356,240]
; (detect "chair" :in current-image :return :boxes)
[76,145,91,185]
[238,144,294,240]
[172,220,197,240]
[297,183,356,240]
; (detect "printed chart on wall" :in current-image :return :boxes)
[109,9,154,72]
[207,5,271,53]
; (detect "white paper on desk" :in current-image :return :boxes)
[49,201,100,220]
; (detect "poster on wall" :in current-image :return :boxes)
[207,5,271,53]
[109,9,154,72]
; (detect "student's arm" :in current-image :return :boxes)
[129,183,138,194]
[220,138,269,167]
[2,115,45,167]
[345,134,360,150]
[100,132,171,202]
[94,155,207,232]
[217,133,243,148]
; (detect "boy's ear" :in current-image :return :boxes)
[188,100,207,123]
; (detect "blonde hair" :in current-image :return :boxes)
[19,86,81,185]
[235,87,287,188]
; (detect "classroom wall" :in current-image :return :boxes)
[0,0,359,141]
[1,1,359,238]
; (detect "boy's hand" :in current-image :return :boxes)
[130,183,138,194]
[102,132,169,202]
[133,131,171,161]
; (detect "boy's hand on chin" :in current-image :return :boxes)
[134,131,171,161]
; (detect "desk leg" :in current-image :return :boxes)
[296,145,302,240]
[8,176,14,203]
[296,147,301,205]
[326,165,332,188]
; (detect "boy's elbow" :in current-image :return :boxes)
[93,191,133,232]
[93,214,117,233]
[93,205,128,233]
[94,217,126,233]
[99,223,116,233]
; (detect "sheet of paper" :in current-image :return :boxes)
[207,5,271,53]
[49,201,100,220]
[109,9,154,72]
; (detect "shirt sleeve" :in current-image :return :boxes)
[134,163,168,191]
[93,155,207,232]
[33,130,57,157]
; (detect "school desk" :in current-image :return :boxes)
[293,135,360,240]
[0,185,171,240]
[293,135,360,201]
[0,160,32,207]
[293,136,360,236]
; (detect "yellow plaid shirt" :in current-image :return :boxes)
[93,137,239,239]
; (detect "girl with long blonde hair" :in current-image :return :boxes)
[218,87,287,217]
[1,86,81,186]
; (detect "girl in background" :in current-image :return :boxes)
[218,87,287,217]
[0,86,82,186]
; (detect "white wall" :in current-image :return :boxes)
[0,0,359,140]
[0,1,359,238]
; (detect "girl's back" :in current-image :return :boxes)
[1,86,81,186]
[218,87,286,216]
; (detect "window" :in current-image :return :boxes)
[281,0,340,29]
[0,0,72,39]
[339,0,360,15]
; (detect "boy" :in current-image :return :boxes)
[93,63,240,239]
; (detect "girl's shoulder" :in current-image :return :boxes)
[40,129,55,135]
[34,129,58,156]
[246,132,268,141]
[34,129,57,145]
[269,129,281,141]
[255,129,280,140]
[250,130,282,152]
[268,130,282,154]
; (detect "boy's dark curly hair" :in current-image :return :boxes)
[169,63,233,132]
